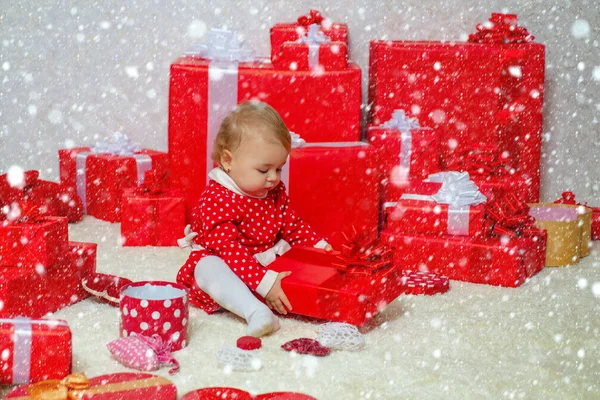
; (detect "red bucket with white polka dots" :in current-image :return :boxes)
[119,281,189,351]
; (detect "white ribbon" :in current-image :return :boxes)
[253,239,292,267]
[75,133,152,213]
[0,317,69,384]
[296,24,331,69]
[381,110,422,181]
[186,29,256,185]
[396,171,487,235]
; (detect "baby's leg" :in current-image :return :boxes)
[194,256,279,337]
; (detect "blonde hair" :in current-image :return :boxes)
[212,101,291,164]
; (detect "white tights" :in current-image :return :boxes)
[194,256,279,337]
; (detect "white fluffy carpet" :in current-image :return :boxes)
[2,217,600,399]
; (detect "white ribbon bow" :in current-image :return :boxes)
[381,109,421,132]
[185,29,255,62]
[253,239,292,267]
[296,24,331,45]
[290,131,306,148]
[427,171,487,206]
[92,131,140,155]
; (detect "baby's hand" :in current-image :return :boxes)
[325,244,333,252]
[265,271,293,315]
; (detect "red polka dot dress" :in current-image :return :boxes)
[176,176,325,314]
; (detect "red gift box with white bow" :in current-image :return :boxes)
[120,172,186,247]
[169,30,362,219]
[368,13,544,202]
[58,133,169,223]
[270,9,349,64]
[0,241,96,318]
[0,317,72,385]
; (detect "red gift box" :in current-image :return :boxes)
[120,281,189,351]
[5,372,178,399]
[381,230,546,287]
[0,317,71,384]
[0,241,97,318]
[367,110,439,182]
[170,32,362,218]
[270,9,348,64]
[58,144,169,222]
[182,388,317,399]
[0,216,68,268]
[284,143,381,248]
[0,170,83,223]
[267,247,408,326]
[368,16,544,201]
[121,188,186,247]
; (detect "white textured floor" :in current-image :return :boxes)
[2,217,600,399]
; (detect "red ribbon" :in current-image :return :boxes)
[332,227,394,276]
[137,170,165,195]
[484,193,537,238]
[1,201,46,224]
[468,13,534,44]
[554,191,586,206]
[297,9,324,27]
[447,147,513,177]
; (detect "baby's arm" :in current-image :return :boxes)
[278,184,331,250]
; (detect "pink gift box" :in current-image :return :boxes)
[119,281,189,351]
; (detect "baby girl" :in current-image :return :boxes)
[177,101,331,337]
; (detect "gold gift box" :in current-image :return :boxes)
[528,203,592,267]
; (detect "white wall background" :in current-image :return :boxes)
[1,0,599,203]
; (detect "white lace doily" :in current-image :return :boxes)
[317,322,365,352]
[216,346,262,371]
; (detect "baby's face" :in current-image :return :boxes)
[229,132,289,198]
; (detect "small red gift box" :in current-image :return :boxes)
[58,140,169,222]
[270,9,349,64]
[0,216,68,268]
[121,186,186,247]
[182,388,317,400]
[267,247,408,326]
[0,317,71,384]
[120,281,189,351]
[0,170,84,223]
[274,25,348,71]
[367,110,439,181]
[381,229,546,288]
[383,172,487,237]
[368,14,544,201]
[0,241,96,318]
[5,372,177,399]
[284,142,381,248]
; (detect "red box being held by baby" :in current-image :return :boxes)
[270,9,349,64]
[0,318,72,385]
[267,247,406,326]
[0,242,96,318]
[368,14,545,201]
[58,146,169,222]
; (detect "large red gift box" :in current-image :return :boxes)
[0,216,68,268]
[0,318,71,384]
[169,30,362,218]
[58,145,169,222]
[0,170,83,223]
[121,188,186,247]
[6,372,178,399]
[0,242,97,318]
[285,143,381,248]
[381,230,547,288]
[368,15,544,201]
[270,9,349,64]
[267,247,408,326]
[367,110,439,182]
